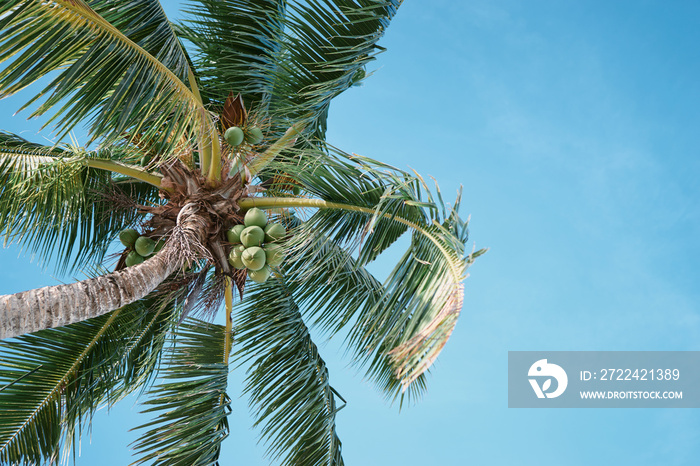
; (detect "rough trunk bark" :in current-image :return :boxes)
[0,203,208,340]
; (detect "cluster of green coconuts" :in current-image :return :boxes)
[119,229,164,267]
[227,208,286,283]
[224,125,263,147]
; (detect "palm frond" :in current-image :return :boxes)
[179,0,286,111]
[0,294,178,465]
[267,211,432,400]
[269,213,382,335]
[180,0,400,139]
[266,0,401,139]
[288,152,429,265]
[234,276,344,466]
[0,0,204,151]
[131,318,231,466]
[107,294,183,404]
[254,147,485,398]
[0,131,160,275]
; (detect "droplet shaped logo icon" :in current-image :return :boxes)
[528,359,568,399]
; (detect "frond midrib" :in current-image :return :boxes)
[238,196,464,282]
[34,0,204,115]
[152,0,203,104]
[0,309,121,455]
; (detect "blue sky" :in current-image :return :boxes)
[1,1,699,464]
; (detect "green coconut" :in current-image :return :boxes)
[240,226,265,247]
[245,126,264,145]
[228,244,246,269]
[226,224,245,244]
[135,236,156,256]
[125,251,144,267]
[242,246,266,271]
[264,222,286,243]
[264,243,285,267]
[224,126,245,146]
[119,228,140,248]
[248,266,271,283]
[244,208,267,228]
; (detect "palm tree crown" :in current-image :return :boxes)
[0,0,484,464]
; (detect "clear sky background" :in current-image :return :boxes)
[1,1,699,465]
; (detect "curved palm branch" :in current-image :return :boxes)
[267,0,401,139]
[234,276,344,466]
[178,0,286,111]
[131,318,231,466]
[0,293,179,465]
[0,0,205,151]
[181,0,401,140]
[242,147,485,395]
[0,132,161,274]
[262,213,430,397]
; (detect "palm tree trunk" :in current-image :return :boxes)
[0,203,208,340]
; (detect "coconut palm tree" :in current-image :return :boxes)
[0,0,485,464]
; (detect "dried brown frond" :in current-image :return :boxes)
[220,92,247,129]
[387,283,464,391]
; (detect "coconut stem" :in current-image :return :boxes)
[0,215,204,339]
[244,123,304,179]
[198,116,213,177]
[187,68,203,105]
[223,277,233,365]
[206,125,223,183]
[185,67,218,181]
[219,277,234,407]
[85,158,165,189]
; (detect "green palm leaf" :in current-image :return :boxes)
[249,147,485,397]
[286,151,429,265]
[131,318,231,466]
[179,0,286,110]
[0,0,203,151]
[272,215,429,397]
[234,276,344,466]
[264,213,382,334]
[267,0,401,138]
[0,132,161,274]
[181,0,401,139]
[0,295,177,465]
